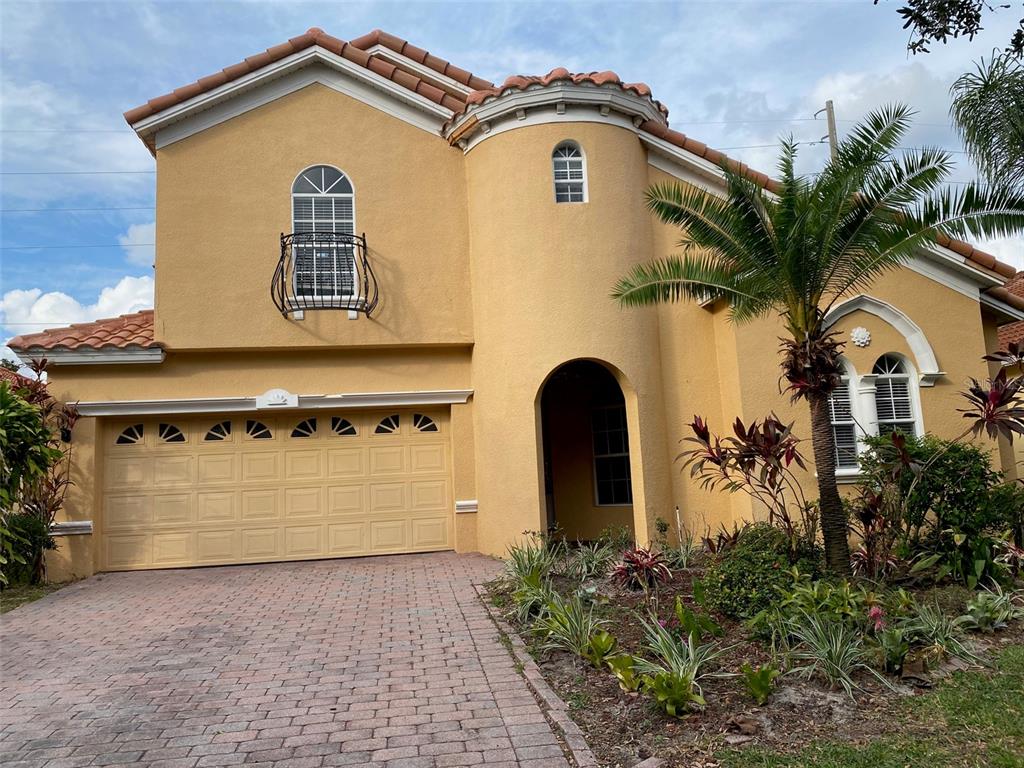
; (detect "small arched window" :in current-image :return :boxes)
[873,354,917,437]
[291,165,356,299]
[552,142,586,203]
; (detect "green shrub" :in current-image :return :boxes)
[0,382,59,513]
[785,612,892,697]
[701,524,799,619]
[960,584,1024,633]
[3,513,54,586]
[532,592,609,657]
[566,541,616,581]
[582,630,618,668]
[606,654,642,691]
[597,524,634,552]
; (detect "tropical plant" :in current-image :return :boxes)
[532,592,609,658]
[2,513,54,585]
[740,662,781,705]
[611,546,672,592]
[606,654,643,692]
[664,595,724,644]
[680,416,819,556]
[0,382,59,514]
[566,540,616,581]
[582,630,618,669]
[950,51,1024,189]
[0,511,29,587]
[871,627,912,673]
[960,583,1024,632]
[613,105,1024,572]
[505,536,560,586]
[899,603,977,664]
[634,614,731,716]
[511,571,558,624]
[785,612,893,697]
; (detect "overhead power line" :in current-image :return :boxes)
[1,206,155,213]
[1,243,154,250]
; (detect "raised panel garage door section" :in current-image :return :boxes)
[99,410,452,571]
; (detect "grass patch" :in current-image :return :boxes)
[0,582,68,614]
[720,646,1024,768]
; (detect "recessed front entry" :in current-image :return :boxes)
[539,361,635,541]
[99,409,453,570]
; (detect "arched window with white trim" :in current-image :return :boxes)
[552,142,586,203]
[291,165,355,299]
[873,354,918,437]
[828,366,859,470]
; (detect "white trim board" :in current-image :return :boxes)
[50,521,93,536]
[76,388,474,417]
[455,499,478,514]
[14,348,165,366]
[142,48,452,149]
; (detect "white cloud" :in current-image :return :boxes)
[1,275,154,339]
[119,221,156,266]
[979,235,1024,271]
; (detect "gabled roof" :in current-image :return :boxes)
[8,310,156,353]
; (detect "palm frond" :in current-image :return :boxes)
[611,254,762,312]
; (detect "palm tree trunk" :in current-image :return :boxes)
[808,391,851,574]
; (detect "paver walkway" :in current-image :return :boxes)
[0,553,572,768]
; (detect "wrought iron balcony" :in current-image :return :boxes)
[272,232,379,317]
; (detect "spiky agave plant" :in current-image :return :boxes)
[613,104,1024,573]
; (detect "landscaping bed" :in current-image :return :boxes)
[487,533,1024,768]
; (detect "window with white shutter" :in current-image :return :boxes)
[552,142,586,203]
[291,166,356,299]
[873,355,917,437]
[828,377,859,469]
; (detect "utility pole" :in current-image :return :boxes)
[821,100,839,160]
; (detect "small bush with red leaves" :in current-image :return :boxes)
[612,547,673,591]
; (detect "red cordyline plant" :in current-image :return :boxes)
[679,414,818,556]
[611,546,672,592]
[959,369,1024,441]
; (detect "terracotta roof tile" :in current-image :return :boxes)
[7,310,157,352]
[0,368,31,387]
[123,28,478,128]
[459,68,668,118]
[997,274,1024,348]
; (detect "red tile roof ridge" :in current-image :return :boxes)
[8,309,157,352]
[458,67,668,118]
[348,29,494,90]
[123,28,468,126]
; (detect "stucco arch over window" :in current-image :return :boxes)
[823,295,944,386]
[552,141,587,203]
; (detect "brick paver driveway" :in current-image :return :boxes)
[0,553,572,768]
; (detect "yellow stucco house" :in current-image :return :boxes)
[11,28,1024,579]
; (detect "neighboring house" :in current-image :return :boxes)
[0,367,32,389]
[10,28,1024,578]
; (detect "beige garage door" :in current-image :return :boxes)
[99,409,452,571]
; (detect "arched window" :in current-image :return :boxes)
[828,366,859,470]
[552,142,586,203]
[291,165,356,299]
[873,354,918,437]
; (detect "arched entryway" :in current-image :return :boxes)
[539,360,635,541]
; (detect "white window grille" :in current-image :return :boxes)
[552,142,586,203]
[592,404,632,505]
[291,165,356,299]
[873,354,917,437]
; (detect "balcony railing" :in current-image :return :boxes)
[272,232,379,317]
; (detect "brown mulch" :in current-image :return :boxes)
[490,570,1008,768]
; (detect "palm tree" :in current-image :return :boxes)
[950,52,1024,190]
[612,105,1024,573]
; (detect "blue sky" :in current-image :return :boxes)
[2,0,1022,358]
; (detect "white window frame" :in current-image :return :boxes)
[871,353,924,439]
[591,403,632,507]
[832,353,926,482]
[290,165,358,303]
[552,141,587,204]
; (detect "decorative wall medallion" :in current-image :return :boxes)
[256,388,298,409]
[850,327,871,348]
